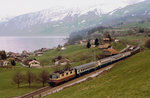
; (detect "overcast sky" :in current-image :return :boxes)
[0,0,144,18]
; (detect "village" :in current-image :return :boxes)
[0,33,121,69]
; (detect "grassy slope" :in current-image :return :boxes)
[30,44,103,66]
[46,49,150,98]
[111,42,126,51]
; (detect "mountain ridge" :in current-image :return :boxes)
[0,0,149,36]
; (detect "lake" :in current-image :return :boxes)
[0,36,68,53]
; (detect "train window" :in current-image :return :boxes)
[62,74,64,77]
[70,71,72,74]
[66,72,68,75]
[50,75,52,78]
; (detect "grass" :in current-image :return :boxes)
[30,44,104,66]
[117,35,150,48]
[111,42,126,51]
[45,49,150,98]
[0,67,53,98]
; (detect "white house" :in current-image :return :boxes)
[28,60,40,67]
[0,60,9,66]
[61,47,66,50]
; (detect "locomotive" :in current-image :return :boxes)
[49,46,140,86]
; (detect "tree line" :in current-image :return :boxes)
[12,70,49,88]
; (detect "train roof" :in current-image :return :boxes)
[50,68,74,75]
[99,56,112,62]
[74,61,97,69]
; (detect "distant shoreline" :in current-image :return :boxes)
[0,36,69,38]
[0,36,68,53]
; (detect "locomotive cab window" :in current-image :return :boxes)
[52,74,58,79]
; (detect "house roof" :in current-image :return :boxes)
[103,38,110,41]
[29,60,40,65]
[98,43,110,49]
[74,61,97,69]
[105,48,119,55]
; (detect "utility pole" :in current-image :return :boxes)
[139,39,142,52]
[93,50,96,61]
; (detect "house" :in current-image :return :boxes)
[91,44,95,48]
[0,60,9,66]
[114,39,120,43]
[98,43,111,49]
[90,39,95,45]
[28,60,40,67]
[61,47,66,50]
[105,48,119,55]
[36,52,43,56]
[80,40,87,45]
[54,58,70,66]
[41,48,48,52]
[102,38,111,43]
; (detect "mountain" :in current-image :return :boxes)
[0,7,103,36]
[100,0,150,26]
[0,0,149,36]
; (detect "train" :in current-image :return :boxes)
[49,46,140,86]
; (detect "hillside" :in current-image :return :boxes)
[45,49,150,98]
[101,0,150,26]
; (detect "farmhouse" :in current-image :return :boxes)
[102,38,111,43]
[53,56,70,66]
[0,60,9,66]
[80,40,87,45]
[28,60,40,67]
[36,52,43,56]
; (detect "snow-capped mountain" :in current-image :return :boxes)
[0,7,103,36]
[0,0,149,36]
[100,0,150,26]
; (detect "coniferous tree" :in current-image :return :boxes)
[94,38,99,46]
[11,60,16,66]
[87,41,91,48]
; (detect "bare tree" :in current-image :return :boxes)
[145,39,150,49]
[12,71,23,88]
[25,70,35,88]
[64,61,71,71]
[38,70,49,87]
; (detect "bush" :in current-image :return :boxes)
[0,51,7,60]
